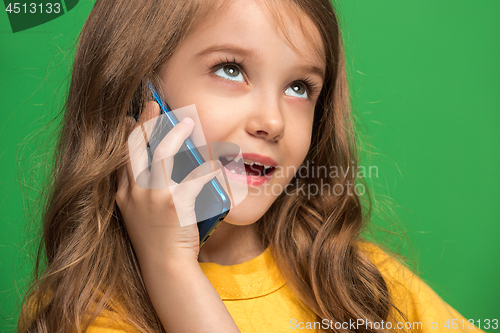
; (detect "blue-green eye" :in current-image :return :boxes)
[214,64,245,83]
[285,82,308,99]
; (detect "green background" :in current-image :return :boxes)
[1,0,498,331]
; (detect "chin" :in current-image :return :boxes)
[222,200,269,226]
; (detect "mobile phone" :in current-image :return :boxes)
[138,84,231,247]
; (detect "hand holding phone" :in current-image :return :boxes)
[146,85,231,247]
[117,102,222,265]
[125,84,231,249]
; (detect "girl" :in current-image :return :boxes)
[18,0,485,332]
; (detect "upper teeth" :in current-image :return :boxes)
[224,156,273,169]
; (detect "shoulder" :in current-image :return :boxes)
[357,241,484,333]
[357,241,415,287]
[84,311,139,333]
[83,297,141,333]
[357,241,425,310]
[19,293,139,333]
[357,241,421,316]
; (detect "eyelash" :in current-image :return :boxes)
[206,57,322,98]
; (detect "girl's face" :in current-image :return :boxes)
[160,0,325,226]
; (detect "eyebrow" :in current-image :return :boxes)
[194,44,257,59]
[194,44,325,79]
[296,64,325,80]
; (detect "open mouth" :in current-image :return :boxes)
[219,156,276,177]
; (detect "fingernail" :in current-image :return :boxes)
[181,117,193,124]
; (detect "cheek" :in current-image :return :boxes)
[193,104,232,142]
[279,130,312,182]
[289,117,313,158]
[293,139,312,171]
[199,118,220,143]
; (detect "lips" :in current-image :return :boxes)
[219,153,277,177]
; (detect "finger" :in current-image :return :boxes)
[182,160,222,184]
[171,163,222,227]
[149,117,195,189]
[175,161,222,202]
[129,102,160,189]
[126,116,141,183]
[152,117,194,165]
[136,102,167,189]
[118,116,139,196]
[116,163,128,204]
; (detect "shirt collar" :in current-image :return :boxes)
[199,246,287,300]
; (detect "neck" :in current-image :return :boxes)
[198,221,265,265]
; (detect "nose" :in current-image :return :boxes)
[245,93,285,142]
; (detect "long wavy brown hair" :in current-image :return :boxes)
[18,0,409,332]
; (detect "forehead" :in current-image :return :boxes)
[260,0,326,65]
[187,0,326,74]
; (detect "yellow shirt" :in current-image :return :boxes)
[87,243,485,332]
